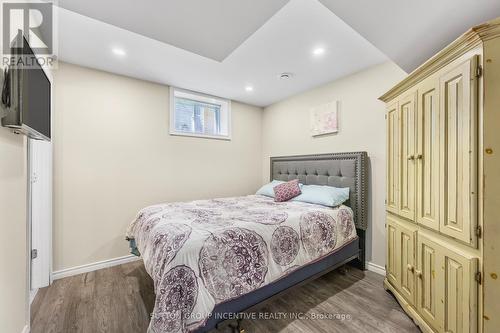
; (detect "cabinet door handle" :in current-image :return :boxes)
[407,155,415,160]
[416,154,423,160]
[415,270,422,278]
[407,264,415,273]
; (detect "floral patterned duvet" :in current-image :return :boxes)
[126,195,357,333]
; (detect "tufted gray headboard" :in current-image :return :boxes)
[270,152,368,231]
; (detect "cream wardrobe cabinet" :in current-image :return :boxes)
[381,17,500,333]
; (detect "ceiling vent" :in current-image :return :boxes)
[279,72,293,80]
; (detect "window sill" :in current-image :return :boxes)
[169,131,231,141]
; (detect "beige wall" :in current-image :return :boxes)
[262,62,407,268]
[53,61,407,271]
[0,128,28,332]
[52,62,263,271]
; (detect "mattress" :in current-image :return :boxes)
[126,195,357,333]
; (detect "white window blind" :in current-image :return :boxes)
[170,88,231,140]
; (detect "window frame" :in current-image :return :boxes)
[169,87,232,140]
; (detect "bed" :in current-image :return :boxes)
[126,152,368,333]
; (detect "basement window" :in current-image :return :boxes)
[170,87,231,140]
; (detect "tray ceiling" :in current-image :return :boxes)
[56,0,387,106]
[58,0,290,62]
[319,0,500,72]
[54,0,500,106]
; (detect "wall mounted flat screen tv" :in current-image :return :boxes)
[1,33,51,141]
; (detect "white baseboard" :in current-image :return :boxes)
[366,261,386,275]
[52,254,140,280]
[22,324,29,333]
[51,255,382,280]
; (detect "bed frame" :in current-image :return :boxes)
[196,151,369,332]
[127,152,369,332]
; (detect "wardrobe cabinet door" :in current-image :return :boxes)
[386,217,399,287]
[386,102,400,214]
[399,93,417,221]
[441,247,478,333]
[417,234,444,332]
[398,223,417,306]
[417,79,440,231]
[439,56,478,246]
[417,232,478,333]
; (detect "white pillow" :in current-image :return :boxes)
[255,180,285,198]
[292,184,349,207]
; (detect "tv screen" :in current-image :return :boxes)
[21,36,51,140]
[0,33,51,140]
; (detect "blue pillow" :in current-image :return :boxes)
[255,180,285,198]
[292,185,349,207]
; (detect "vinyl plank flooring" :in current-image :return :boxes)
[31,261,419,333]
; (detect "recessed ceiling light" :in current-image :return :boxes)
[112,48,126,57]
[245,85,254,92]
[279,72,293,80]
[313,47,325,56]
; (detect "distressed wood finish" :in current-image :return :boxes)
[439,56,478,247]
[416,233,443,331]
[31,261,420,333]
[386,215,479,333]
[399,92,417,221]
[416,77,440,231]
[386,101,400,215]
[386,218,399,287]
[378,18,500,103]
[482,34,500,333]
[386,216,418,307]
[380,16,500,333]
[399,222,417,307]
[417,231,478,333]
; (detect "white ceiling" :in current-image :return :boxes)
[54,0,500,107]
[57,0,289,62]
[319,0,500,72]
[55,0,388,107]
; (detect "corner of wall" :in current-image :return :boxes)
[259,61,406,268]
